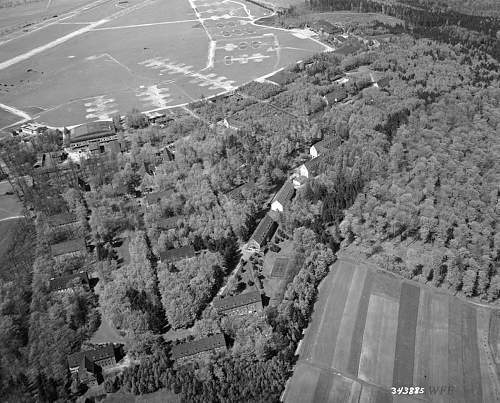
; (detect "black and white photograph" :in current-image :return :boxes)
[0,0,499,402]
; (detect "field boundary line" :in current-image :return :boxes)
[187,0,216,69]
[337,251,500,311]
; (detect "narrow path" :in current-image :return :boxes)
[0,19,110,72]
[0,215,25,222]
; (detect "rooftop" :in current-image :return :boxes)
[226,183,251,202]
[171,334,226,360]
[68,344,115,369]
[159,245,195,263]
[272,181,295,206]
[158,216,183,230]
[303,154,334,176]
[268,70,296,86]
[71,121,115,140]
[144,190,172,205]
[50,237,86,257]
[325,87,347,104]
[312,136,340,154]
[213,290,262,312]
[49,271,89,292]
[250,213,277,246]
[47,212,78,227]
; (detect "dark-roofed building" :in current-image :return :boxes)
[298,154,334,179]
[310,136,340,158]
[271,181,295,212]
[144,190,172,206]
[49,271,89,293]
[50,238,87,261]
[226,183,250,202]
[159,245,195,263]
[268,70,296,86]
[158,216,183,231]
[213,291,263,316]
[171,334,226,361]
[47,212,78,229]
[68,344,117,386]
[69,121,117,151]
[324,87,347,105]
[247,213,277,250]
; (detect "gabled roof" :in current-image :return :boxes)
[249,213,277,246]
[71,121,115,141]
[213,291,262,312]
[159,245,195,263]
[49,271,89,292]
[47,212,78,227]
[311,136,340,155]
[303,154,334,177]
[268,70,295,86]
[158,216,183,230]
[171,333,226,360]
[325,87,347,104]
[272,181,295,206]
[68,344,115,369]
[50,238,86,257]
[144,190,172,205]
[226,183,250,202]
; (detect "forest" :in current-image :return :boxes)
[101,35,500,400]
[291,0,500,61]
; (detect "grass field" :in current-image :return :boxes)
[0,180,23,219]
[285,256,500,403]
[0,0,326,127]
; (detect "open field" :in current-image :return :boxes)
[0,180,23,220]
[0,0,97,37]
[285,256,500,403]
[0,0,327,128]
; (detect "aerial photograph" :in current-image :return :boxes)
[0,0,499,402]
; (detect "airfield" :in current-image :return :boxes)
[0,0,326,128]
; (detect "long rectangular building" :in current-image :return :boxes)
[247,213,277,250]
[171,334,226,360]
[159,245,196,263]
[213,291,263,316]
